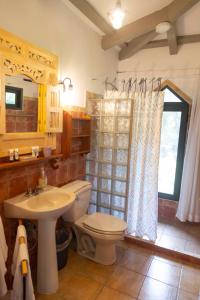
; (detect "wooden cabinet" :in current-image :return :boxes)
[61,111,91,158]
[38,84,63,133]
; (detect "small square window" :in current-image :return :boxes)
[5,86,23,109]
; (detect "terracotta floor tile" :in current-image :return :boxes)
[185,239,200,255]
[106,266,145,298]
[36,293,63,300]
[138,277,177,300]
[147,258,181,287]
[96,287,136,300]
[119,248,153,275]
[179,266,200,296]
[78,256,117,284]
[177,289,200,300]
[153,255,182,267]
[157,234,187,252]
[58,272,102,300]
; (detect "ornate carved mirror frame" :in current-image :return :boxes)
[0,27,59,157]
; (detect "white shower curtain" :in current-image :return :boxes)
[128,91,164,241]
[176,90,200,222]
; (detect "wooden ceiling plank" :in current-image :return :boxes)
[167,24,178,55]
[102,0,200,50]
[68,0,114,35]
[119,31,158,60]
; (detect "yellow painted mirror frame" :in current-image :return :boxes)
[0,27,62,157]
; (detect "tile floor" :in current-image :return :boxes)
[35,240,200,300]
[156,219,200,257]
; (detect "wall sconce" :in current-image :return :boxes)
[59,77,73,92]
[59,77,74,107]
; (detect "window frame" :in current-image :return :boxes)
[158,85,189,201]
[5,85,23,110]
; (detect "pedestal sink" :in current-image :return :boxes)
[4,186,75,294]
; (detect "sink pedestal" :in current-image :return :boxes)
[37,220,58,294]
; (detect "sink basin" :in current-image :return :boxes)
[4,186,75,220]
[4,186,76,295]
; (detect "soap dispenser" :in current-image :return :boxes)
[38,167,47,189]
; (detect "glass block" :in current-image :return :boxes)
[88,204,97,214]
[111,210,125,220]
[113,180,126,195]
[86,175,98,189]
[100,178,112,192]
[114,165,127,180]
[102,100,115,115]
[87,100,101,115]
[116,117,130,132]
[91,117,100,131]
[116,150,128,164]
[100,148,112,162]
[101,133,114,147]
[101,117,115,132]
[99,192,111,206]
[116,133,129,148]
[86,161,98,175]
[99,207,110,215]
[112,195,126,209]
[91,191,97,204]
[99,163,112,177]
[87,148,98,160]
[116,100,131,115]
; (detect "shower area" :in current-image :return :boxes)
[85,77,200,259]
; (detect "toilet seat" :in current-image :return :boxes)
[83,212,127,235]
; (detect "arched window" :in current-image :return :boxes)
[158,81,191,201]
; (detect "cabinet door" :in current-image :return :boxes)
[0,74,5,134]
[46,85,63,133]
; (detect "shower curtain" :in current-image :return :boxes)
[128,91,164,241]
[176,89,200,222]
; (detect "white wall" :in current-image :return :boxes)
[118,43,200,100]
[0,0,118,107]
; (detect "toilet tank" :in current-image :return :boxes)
[61,180,92,222]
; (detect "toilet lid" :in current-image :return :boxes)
[83,213,127,234]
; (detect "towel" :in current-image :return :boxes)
[11,225,27,275]
[0,217,8,262]
[11,226,35,300]
[0,216,8,298]
[0,248,7,298]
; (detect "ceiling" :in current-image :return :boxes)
[85,0,200,36]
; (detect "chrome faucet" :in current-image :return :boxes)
[25,186,41,197]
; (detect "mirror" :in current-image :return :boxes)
[5,74,38,133]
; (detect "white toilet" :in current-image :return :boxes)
[61,180,127,265]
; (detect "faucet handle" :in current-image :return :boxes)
[25,187,33,197]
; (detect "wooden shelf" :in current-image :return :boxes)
[61,111,91,158]
[0,154,63,170]
[72,135,90,138]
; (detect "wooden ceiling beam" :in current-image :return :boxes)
[166,0,200,22]
[68,0,114,35]
[143,34,200,50]
[167,24,178,55]
[102,0,200,50]
[119,31,158,60]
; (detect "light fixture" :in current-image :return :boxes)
[59,77,73,92]
[156,22,172,34]
[59,77,74,107]
[109,0,125,30]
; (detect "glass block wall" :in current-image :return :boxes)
[86,98,133,220]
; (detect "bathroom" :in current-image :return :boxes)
[1,0,200,299]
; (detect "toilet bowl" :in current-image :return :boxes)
[61,180,127,265]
